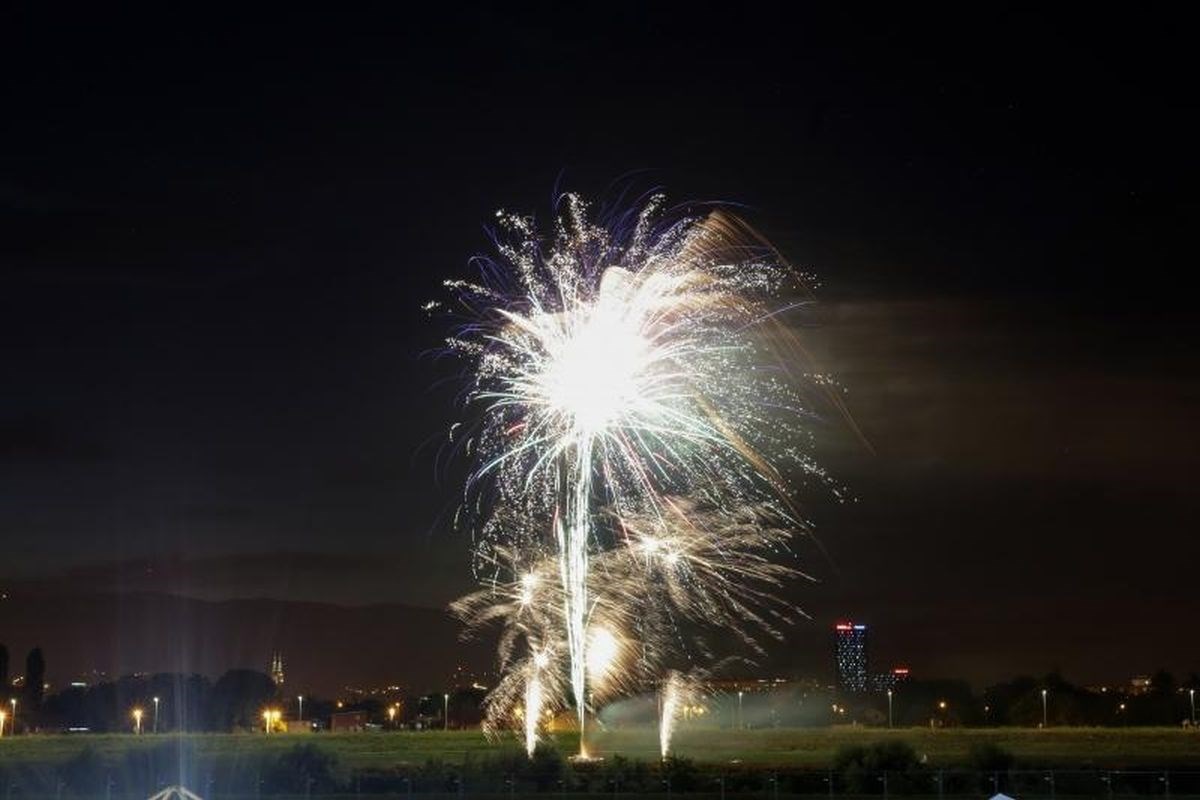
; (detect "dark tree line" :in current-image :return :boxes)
[0,643,49,729]
[984,669,1199,727]
[37,669,280,732]
[0,637,490,733]
[839,670,1200,727]
[3,637,1193,733]
[26,646,45,710]
[31,669,487,733]
[0,641,305,732]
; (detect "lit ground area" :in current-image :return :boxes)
[1,727,1199,769]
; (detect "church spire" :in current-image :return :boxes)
[270,652,285,687]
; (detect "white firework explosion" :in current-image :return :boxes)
[440,192,843,756]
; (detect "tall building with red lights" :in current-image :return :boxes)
[834,621,869,693]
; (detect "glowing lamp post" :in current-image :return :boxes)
[887,689,893,728]
[132,707,144,735]
[443,694,450,731]
[153,696,160,733]
[1191,689,1196,726]
[8,698,15,735]
[1041,689,1048,728]
[388,705,397,727]
[298,695,304,722]
[737,691,744,730]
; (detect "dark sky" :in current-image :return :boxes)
[2,5,1197,692]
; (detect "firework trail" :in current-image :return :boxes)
[524,648,547,757]
[453,504,800,753]
[440,191,840,755]
[658,670,715,759]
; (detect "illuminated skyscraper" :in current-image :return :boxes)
[834,622,868,693]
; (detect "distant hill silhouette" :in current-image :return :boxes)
[0,589,492,696]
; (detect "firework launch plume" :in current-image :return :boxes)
[441,191,838,756]
[659,670,705,759]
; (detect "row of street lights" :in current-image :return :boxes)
[889,687,1198,728]
[262,694,443,732]
[7,681,1196,736]
[9,685,1196,735]
[261,694,315,733]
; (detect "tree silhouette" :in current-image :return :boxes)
[1151,669,1176,696]
[210,669,276,730]
[25,647,46,713]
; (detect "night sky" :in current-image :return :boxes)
[2,6,1197,694]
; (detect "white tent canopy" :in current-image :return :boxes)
[147,787,205,800]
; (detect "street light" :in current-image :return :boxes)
[9,698,15,735]
[1041,689,1048,728]
[737,690,744,730]
[933,700,947,729]
[298,695,304,722]
[1190,689,1196,726]
[132,707,144,735]
[388,704,397,727]
[443,694,450,731]
[887,689,893,728]
[153,696,160,734]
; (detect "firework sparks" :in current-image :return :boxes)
[659,670,696,759]
[524,647,550,756]
[442,192,837,755]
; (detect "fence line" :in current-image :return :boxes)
[3,770,1200,799]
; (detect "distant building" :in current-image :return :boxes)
[871,666,912,692]
[450,663,491,690]
[834,622,869,693]
[1129,675,1152,695]
[330,710,368,732]
[270,652,285,688]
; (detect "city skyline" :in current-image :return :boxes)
[0,601,1190,698]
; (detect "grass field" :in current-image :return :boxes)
[1,727,1198,769]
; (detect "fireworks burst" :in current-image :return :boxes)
[440,191,840,756]
[658,670,705,759]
